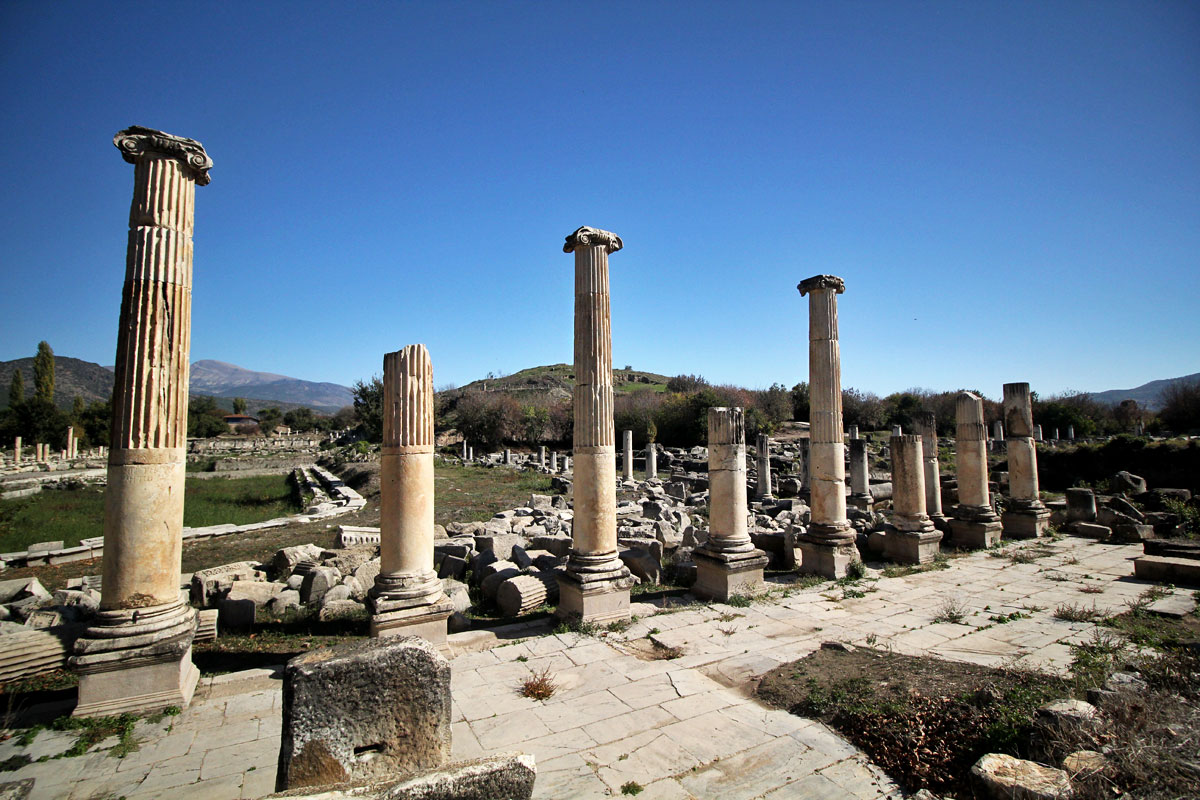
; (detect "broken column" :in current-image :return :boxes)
[368,345,453,643]
[645,442,657,480]
[848,437,872,511]
[797,437,811,497]
[1067,425,1075,441]
[622,429,634,480]
[461,440,468,460]
[992,421,1004,441]
[539,445,547,467]
[796,275,859,577]
[916,411,947,531]
[848,425,859,440]
[556,226,634,623]
[66,427,74,460]
[1001,382,1050,538]
[13,437,20,466]
[693,408,768,600]
[948,391,1002,548]
[884,434,941,563]
[550,451,558,472]
[756,433,772,498]
[70,127,212,717]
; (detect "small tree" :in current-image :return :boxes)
[8,370,24,407]
[232,397,247,414]
[70,394,84,422]
[790,382,810,422]
[1160,379,1200,434]
[33,341,54,404]
[352,377,384,442]
[258,407,283,436]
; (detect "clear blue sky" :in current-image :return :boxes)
[2,1,1197,400]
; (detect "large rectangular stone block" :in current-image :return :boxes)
[277,636,451,791]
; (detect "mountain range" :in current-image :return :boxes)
[0,357,354,414]
[0,354,1194,415]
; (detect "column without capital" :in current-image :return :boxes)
[693,408,768,601]
[13,437,20,465]
[883,434,942,564]
[70,126,212,717]
[848,438,872,511]
[622,429,634,480]
[796,275,859,578]
[948,392,1002,548]
[756,433,772,498]
[556,226,634,623]
[915,411,948,531]
[645,442,657,480]
[369,345,453,644]
[1001,382,1050,538]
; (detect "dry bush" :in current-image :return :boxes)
[519,666,558,700]
[932,597,968,625]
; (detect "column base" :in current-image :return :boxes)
[369,598,454,651]
[882,525,943,565]
[848,493,874,512]
[929,513,950,534]
[797,536,860,579]
[554,568,635,625]
[1002,505,1051,539]
[692,550,769,602]
[70,595,198,718]
[948,515,1003,549]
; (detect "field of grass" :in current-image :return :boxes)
[0,474,302,552]
[434,462,559,526]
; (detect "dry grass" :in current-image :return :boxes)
[1053,602,1099,623]
[931,597,968,625]
[519,667,558,700]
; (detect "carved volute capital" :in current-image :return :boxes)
[797,275,846,296]
[564,226,623,254]
[114,126,213,185]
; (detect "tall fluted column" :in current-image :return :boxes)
[694,409,768,600]
[948,391,1002,548]
[916,412,947,530]
[369,345,453,642]
[557,227,633,623]
[884,434,941,563]
[70,127,212,718]
[848,438,872,511]
[797,275,858,577]
[1001,382,1049,538]
[756,434,772,498]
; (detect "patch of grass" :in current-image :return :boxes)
[1078,584,1105,594]
[932,598,968,625]
[0,474,304,551]
[519,667,558,701]
[621,781,644,796]
[725,594,753,608]
[1053,602,1099,622]
[50,712,140,759]
[433,462,559,527]
[553,617,602,637]
[987,611,1031,624]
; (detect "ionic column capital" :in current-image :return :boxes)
[114,126,213,185]
[797,274,845,296]
[564,226,622,254]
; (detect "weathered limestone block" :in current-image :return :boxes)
[190,562,267,607]
[1065,488,1096,523]
[970,753,1072,800]
[195,608,218,642]
[0,625,79,683]
[276,637,451,791]
[301,567,341,605]
[496,573,559,617]
[271,753,536,800]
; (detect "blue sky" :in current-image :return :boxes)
[2,1,1197,400]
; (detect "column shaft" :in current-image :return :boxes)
[622,430,633,480]
[916,412,944,520]
[955,392,990,509]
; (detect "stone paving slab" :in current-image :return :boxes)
[0,536,1160,799]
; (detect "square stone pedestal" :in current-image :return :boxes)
[370,599,454,650]
[848,495,873,513]
[1002,507,1051,539]
[692,551,769,602]
[797,538,860,579]
[883,527,943,565]
[556,577,631,625]
[74,646,199,718]
[948,517,1002,549]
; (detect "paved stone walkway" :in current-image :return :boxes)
[0,536,1153,799]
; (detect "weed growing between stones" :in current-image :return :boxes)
[519,667,558,701]
[620,780,644,795]
[931,598,968,625]
[1053,602,1099,623]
